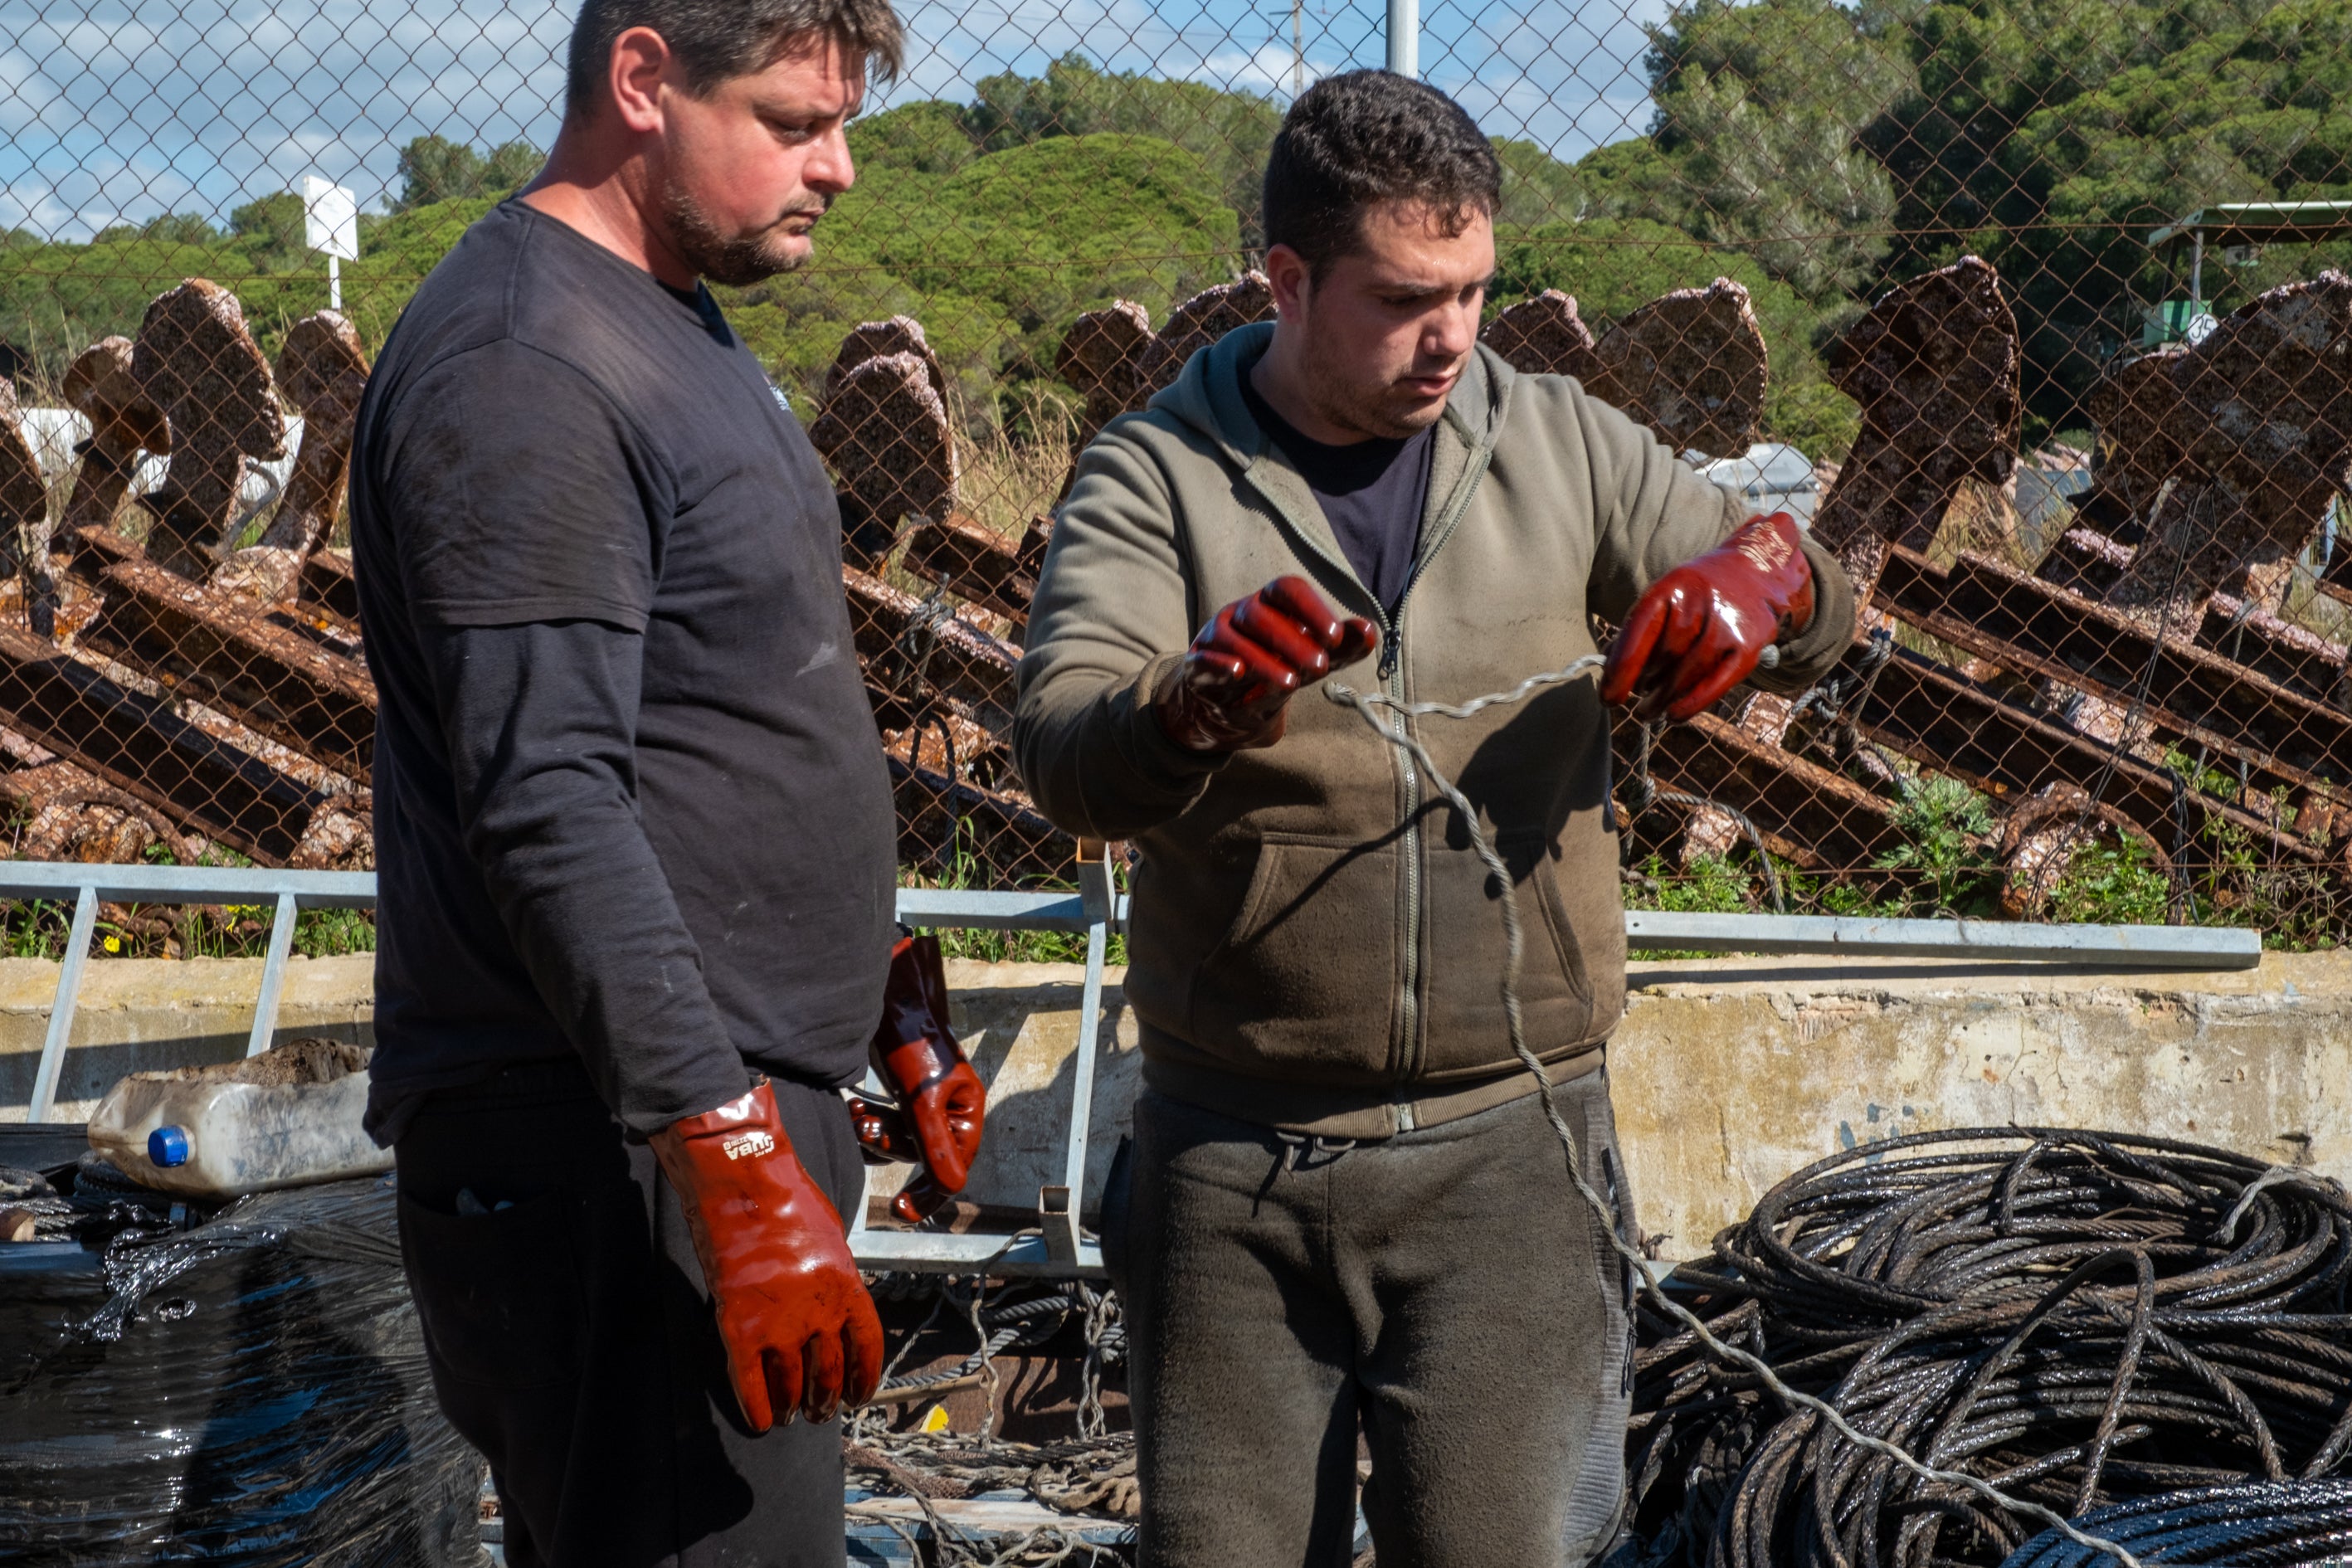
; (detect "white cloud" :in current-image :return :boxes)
[0,0,1658,241]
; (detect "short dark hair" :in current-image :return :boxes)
[1261,71,1501,278]
[565,0,905,120]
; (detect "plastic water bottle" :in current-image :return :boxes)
[85,1039,394,1199]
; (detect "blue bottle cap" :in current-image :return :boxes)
[149,1125,191,1168]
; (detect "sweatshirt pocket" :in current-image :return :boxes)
[1187,833,1400,1080]
[1418,829,1595,1077]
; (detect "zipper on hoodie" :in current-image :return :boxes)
[1230,367,1501,1089]
[1382,441,1495,1083]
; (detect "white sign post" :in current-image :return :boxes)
[301,175,359,311]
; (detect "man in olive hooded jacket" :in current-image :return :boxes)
[1014,71,1854,1568]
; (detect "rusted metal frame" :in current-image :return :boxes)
[57,523,375,777]
[299,548,361,625]
[1872,545,2352,796]
[1621,710,1913,872]
[887,752,1074,884]
[210,312,370,605]
[1846,645,2329,864]
[129,280,286,581]
[2039,528,2348,706]
[0,623,320,863]
[900,512,1035,623]
[844,564,1019,724]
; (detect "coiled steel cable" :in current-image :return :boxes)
[1624,1131,2352,1568]
[1319,656,2239,1568]
[1999,1480,2352,1568]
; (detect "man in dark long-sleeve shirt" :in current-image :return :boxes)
[351,3,908,1563]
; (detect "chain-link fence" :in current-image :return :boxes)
[0,0,2346,957]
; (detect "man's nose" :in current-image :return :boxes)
[804,125,855,194]
[1428,297,1478,360]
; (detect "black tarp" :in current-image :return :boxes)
[1,1161,484,1566]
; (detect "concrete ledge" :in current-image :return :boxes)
[5,951,2342,1269]
[926,952,2351,1253]
[0,954,376,1122]
[1612,950,2351,1253]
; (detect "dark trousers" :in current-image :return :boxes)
[392,1058,863,1568]
[1112,1071,1640,1568]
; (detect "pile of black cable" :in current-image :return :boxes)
[1622,1128,2352,1568]
[1999,1479,2352,1566]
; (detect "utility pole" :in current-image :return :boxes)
[1387,0,1417,76]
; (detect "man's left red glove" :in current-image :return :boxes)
[864,933,986,1225]
[1601,511,1816,723]
[649,1080,884,1430]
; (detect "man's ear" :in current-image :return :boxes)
[607,25,674,134]
[1264,242,1313,322]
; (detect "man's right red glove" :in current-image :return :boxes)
[650,1079,884,1431]
[1154,576,1380,752]
[1600,511,1815,723]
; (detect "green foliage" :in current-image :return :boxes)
[2047,837,2172,925]
[229,191,308,261]
[1764,378,1863,461]
[1493,137,1586,226]
[142,212,220,245]
[1867,0,2352,424]
[395,135,543,211]
[1610,0,1915,299]
[960,53,1278,242]
[1873,773,2003,916]
[725,133,1242,414]
[850,101,979,176]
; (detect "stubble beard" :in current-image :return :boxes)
[663,186,821,288]
[1297,317,1454,441]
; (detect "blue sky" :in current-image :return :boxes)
[0,0,1668,241]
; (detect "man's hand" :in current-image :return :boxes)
[871,933,986,1224]
[1155,576,1381,752]
[1601,512,1816,724]
[650,1080,884,1430]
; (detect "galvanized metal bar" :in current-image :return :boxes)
[851,1227,1105,1279]
[1047,845,1113,1264]
[246,891,301,1058]
[892,888,1093,932]
[0,861,377,908]
[1624,911,2262,968]
[27,886,100,1123]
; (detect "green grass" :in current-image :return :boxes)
[901,824,1129,966]
[0,836,377,962]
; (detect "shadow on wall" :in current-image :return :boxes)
[863,977,1139,1224]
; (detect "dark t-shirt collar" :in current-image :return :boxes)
[498,199,735,348]
[1236,359,1423,498]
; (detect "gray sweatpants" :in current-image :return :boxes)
[1109,1069,1639,1568]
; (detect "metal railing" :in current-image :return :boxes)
[9,857,2259,1278]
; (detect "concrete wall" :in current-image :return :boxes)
[6,950,2345,1265]
[0,954,376,1122]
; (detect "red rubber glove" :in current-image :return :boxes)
[1601,512,1816,724]
[1155,576,1380,752]
[649,1079,884,1430]
[843,1092,962,1226]
[871,933,986,1225]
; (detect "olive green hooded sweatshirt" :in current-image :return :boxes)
[1013,324,1855,1136]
